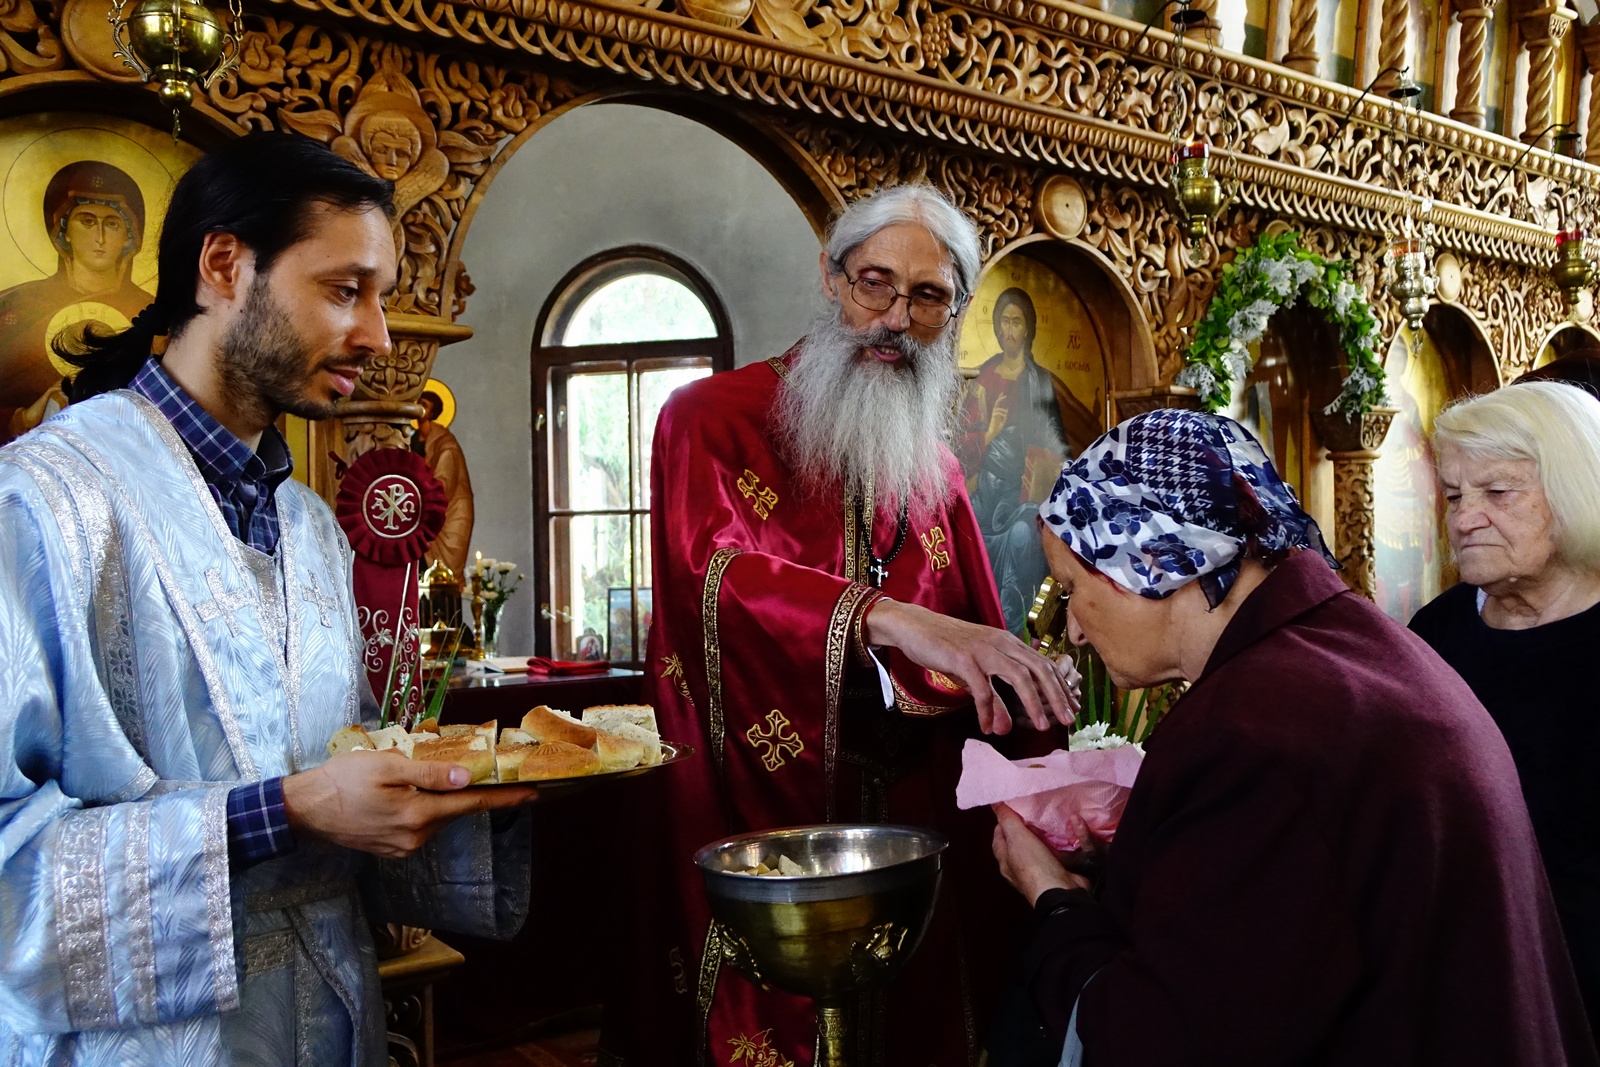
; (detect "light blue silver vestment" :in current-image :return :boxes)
[0,392,531,1066]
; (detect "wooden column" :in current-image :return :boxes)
[1320,408,1397,601]
[1373,0,1410,95]
[339,314,474,463]
[1518,3,1576,143]
[1579,22,1600,163]
[1450,0,1499,127]
[1184,0,1221,47]
[1281,0,1321,74]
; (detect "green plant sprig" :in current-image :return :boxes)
[1177,230,1387,420]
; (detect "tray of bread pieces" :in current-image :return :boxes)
[326,703,693,796]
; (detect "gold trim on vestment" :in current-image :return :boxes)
[843,471,876,585]
[889,676,961,718]
[695,919,724,1064]
[825,582,880,821]
[765,356,790,380]
[703,548,741,777]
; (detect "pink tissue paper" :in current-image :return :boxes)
[956,738,1145,852]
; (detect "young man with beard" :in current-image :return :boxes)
[0,133,536,1065]
[607,185,1075,1067]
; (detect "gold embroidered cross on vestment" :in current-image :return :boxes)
[745,709,804,771]
[735,470,779,519]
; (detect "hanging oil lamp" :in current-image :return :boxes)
[1384,233,1435,333]
[110,0,243,137]
[1170,141,1228,246]
[1552,228,1594,309]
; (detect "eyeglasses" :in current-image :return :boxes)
[840,272,962,329]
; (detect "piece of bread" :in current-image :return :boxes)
[326,725,373,757]
[366,725,415,757]
[516,740,602,780]
[495,743,536,782]
[499,728,536,746]
[583,705,657,736]
[441,721,498,747]
[521,705,597,749]
[607,721,663,766]
[411,734,495,784]
[413,717,441,735]
[594,728,648,773]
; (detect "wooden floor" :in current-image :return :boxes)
[439,1027,600,1067]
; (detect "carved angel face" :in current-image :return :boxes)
[361,116,424,181]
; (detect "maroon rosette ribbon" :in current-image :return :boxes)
[335,447,447,566]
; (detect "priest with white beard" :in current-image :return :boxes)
[604,186,1074,1067]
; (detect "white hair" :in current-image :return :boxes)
[775,302,963,518]
[1432,380,1600,572]
[823,185,982,300]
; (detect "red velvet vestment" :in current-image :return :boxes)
[1023,551,1599,1065]
[606,349,1046,1067]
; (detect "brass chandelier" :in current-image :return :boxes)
[110,0,243,136]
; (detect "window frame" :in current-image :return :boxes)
[530,246,734,665]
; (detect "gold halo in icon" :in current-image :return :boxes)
[418,377,456,428]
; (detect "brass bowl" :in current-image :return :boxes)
[693,824,946,1003]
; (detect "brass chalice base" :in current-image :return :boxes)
[694,824,947,1067]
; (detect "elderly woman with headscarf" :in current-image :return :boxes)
[1409,380,1600,1039]
[988,409,1596,1067]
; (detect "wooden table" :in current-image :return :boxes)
[378,934,465,1067]
[441,668,643,728]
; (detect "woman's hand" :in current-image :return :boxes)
[991,803,1090,905]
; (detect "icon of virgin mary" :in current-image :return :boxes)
[0,160,153,442]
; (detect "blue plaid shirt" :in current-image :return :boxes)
[129,359,298,869]
[129,359,293,554]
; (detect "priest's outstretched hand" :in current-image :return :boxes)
[864,598,1077,734]
[281,750,539,859]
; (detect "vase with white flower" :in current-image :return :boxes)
[467,551,524,659]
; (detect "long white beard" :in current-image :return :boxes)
[775,306,963,517]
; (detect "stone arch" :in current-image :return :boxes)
[444,89,837,309]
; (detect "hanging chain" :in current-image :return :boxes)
[1169,12,1189,155]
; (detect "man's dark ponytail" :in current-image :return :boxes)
[59,131,394,402]
[61,301,173,402]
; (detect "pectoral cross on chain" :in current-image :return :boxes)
[196,568,250,638]
[300,572,339,628]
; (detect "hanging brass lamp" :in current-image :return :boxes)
[1170,141,1227,246]
[1163,3,1231,248]
[110,0,243,135]
[1552,228,1594,307]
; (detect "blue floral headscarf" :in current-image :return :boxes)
[1039,409,1337,608]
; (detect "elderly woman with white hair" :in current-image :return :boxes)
[1410,380,1600,1037]
[988,408,1596,1067]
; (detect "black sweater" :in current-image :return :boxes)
[1411,581,1600,1034]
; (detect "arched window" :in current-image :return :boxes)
[532,248,732,665]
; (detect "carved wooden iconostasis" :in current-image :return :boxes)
[6,0,1600,606]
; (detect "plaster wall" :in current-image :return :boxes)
[436,101,821,656]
